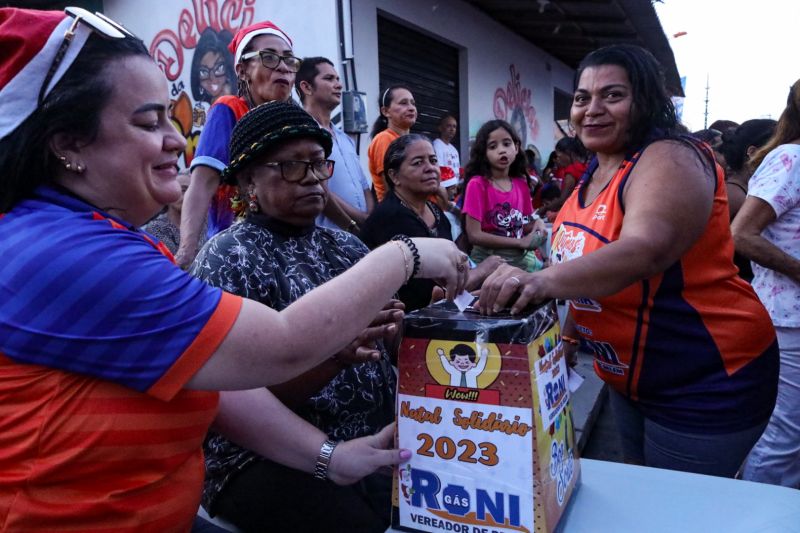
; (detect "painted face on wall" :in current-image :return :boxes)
[198,50,230,101]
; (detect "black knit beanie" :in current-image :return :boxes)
[222,100,333,184]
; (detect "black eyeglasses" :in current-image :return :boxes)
[39,7,132,106]
[198,62,227,80]
[240,50,302,73]
[257,160,335,182]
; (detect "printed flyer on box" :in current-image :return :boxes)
[398,393,535,533]
[393,302,580,533]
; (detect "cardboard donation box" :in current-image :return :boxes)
[392,300,580,533]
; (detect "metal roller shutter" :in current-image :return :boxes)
[377,14,461,154]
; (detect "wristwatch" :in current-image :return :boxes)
[313,439,340,480]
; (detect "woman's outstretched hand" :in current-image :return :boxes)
[327,423,411,486]
[410,237,469,298]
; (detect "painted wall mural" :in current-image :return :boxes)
[493,64,540,149]
[148,0,255,167]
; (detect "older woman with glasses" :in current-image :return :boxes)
[176,20,303,268]
[0,8,467,531]
[191,101,403,532]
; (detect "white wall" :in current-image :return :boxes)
[105,0,574,166]
[350,0,575,158]
[105,0,340,169]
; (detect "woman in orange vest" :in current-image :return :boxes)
[478,44,778,478]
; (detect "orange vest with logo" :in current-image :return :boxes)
[550,139,778,432]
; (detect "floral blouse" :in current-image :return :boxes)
[190,213,396,512]
[748,144,800,327]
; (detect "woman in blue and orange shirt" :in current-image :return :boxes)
[479,44,778,478]
[0,8,467,531]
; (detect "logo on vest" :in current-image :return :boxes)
[593,204,608,221]
[582,338,628,376]
[550,226,585,265]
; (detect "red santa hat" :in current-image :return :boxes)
[0,8,103,141]
[228,21,292,64]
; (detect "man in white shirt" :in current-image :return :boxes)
[433,114,461,179]
[296,57,374,233]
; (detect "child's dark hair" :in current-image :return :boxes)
[555,136,589,162]
[370,84,413,138]
[464,120,529,192]
[450,343,476,363]
[541,185,561,202]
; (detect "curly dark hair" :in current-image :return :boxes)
[575,44,679,150]
[555,136,590,162]
[464,120,530,192]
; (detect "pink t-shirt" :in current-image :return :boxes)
[463,175,533,238]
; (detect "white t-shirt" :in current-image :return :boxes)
[433,138,460,177]
[747,143,800,327]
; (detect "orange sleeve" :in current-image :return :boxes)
[147,292,243,401]
[368,133,393,202]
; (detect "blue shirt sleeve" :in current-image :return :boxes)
[191,102,237,172]
[0,205,226,393]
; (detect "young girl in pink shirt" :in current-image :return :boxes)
[463,120,546,271]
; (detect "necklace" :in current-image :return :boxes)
[490,175,513,192]
[393,191,439,237]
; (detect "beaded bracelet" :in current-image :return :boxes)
[391,235,421,279]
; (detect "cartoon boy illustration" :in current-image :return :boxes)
[437,343,489,388]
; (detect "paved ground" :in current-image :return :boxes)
[570,350,625,463]
[581,387,626,463]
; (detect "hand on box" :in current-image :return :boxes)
[477,263,548,315]
[327,423,411,486]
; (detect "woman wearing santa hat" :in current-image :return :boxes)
[175,20,300,268]
[0,7,468,532]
